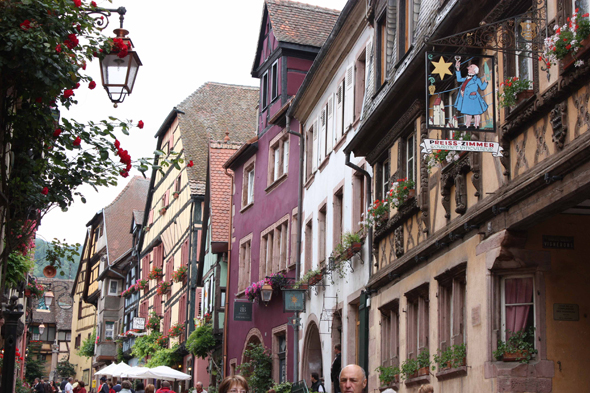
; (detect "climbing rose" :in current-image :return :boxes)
[91,1,97,6]
[74,83,80,89]
[138,120,144,129]
[20,20,31,30]
[114,140,121,149]
[53,128,62,138]
[41,187,49,195]
[89,81,96,90]
[73,0,82,7]
[73,136,81,146]
[63,89,74,99]
[120,171,129,178]
[187,160,194,167]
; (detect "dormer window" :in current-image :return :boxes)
[271,60,279,101]
[262,72,269,108]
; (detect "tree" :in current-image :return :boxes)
[237,343,273,393]
[0,0,186,295]
[186,323,216,359]
[56,358,76,379]
[24,353,46,385]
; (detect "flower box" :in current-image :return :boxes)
[24,289,31,297]
[173,191,180,199]
[148,268,164,280]
[157,281,171,295]
[160,207,167,215]
[562,37,590,70]
[502,350,529,362]
[308,273,323,286]
[417,366,429,376]
[516,90,534,104]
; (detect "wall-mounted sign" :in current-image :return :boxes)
[132,317,145,330]
[421,139,504,156]
[543,235,574,249]
[283,289,306,312]
[233,301,252,321]
[426,53,496,133]
[553,303,579,321]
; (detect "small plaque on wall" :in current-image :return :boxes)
[234,301,252,321]
[542,235,574,249]
[553,303,579,321]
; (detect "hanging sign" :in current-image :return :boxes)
[233,301,252,321]
[421,139,504,156]
[426,52,496,133]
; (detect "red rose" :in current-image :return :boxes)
[35,97,43,103]
[76,24,81,32]
[89,81,96,90]
[63,89,74,99]
[41,187,49,195]
[584,13,589,17]
[73,136,81,146]
[74,83,80,89]
[73,0,82,7]
[91,1,97,6]
[187,160,194,167]
[20,20,31,30]
[114,140,120,149]
[53,128,62,138]
[93,51,98,57]
[126,163,132,171]
[138,120,144,129]
[120,171,129,178]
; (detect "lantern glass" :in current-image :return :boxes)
[260,284,273,303]
[100,49,141,104]
[44,291,54,307]
[39,323,45,335]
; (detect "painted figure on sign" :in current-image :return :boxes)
[454,59,488,128]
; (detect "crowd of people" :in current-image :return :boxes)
[33,377,87,393]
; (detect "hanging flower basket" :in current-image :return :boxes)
[147,312,161,331]
[172,266,188,283]
[137,279,149,291]
[173,191,180,199]
[25,280,45,299]
[168,323,185,338]
[157,281,171,295]
[148,267,164,280]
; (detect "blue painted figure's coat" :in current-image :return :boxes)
[454,71,488,115]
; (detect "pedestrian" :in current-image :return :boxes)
[65,378,74,393]
[45,380,52,393]
[61,379,69,393]
[339,365,367,393]
[331,344,342,393]
[155,381,176,393]
[218,375,248,393]
[310,372,325,393]
[113,381,122,392]
[135,383,145,393]
[120,381,133,393]
[109,382,116,393]
[195,382,207,393]
[98,376,110,393]
[34,378,43,393]
[418,385,433,393]
[145,384,155,393]
[78,381,87,393]
[73,380,80,393]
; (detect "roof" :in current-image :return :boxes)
[103,176,149,263]
[132,210,144,226]
[266,0,340,47]
[208,141,242,243]
[176,82,259,195]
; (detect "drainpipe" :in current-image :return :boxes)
[286,114,303,382]
[344,152,373,277]
[222,167,234,379]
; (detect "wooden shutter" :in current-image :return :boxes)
[164,190,170,207]
[320,107,327,161]
[142,256,150,281]
[359,291,370,376]
[327,97,334,151]
[344,64,355,130]
[166,257,173,282]
[336,83,344,140]
[148,210,154,225]
[363,39,373,117]
[312,118,318,171]
[181,238,190,267]
[154,293,162,316]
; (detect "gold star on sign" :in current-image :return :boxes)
[431,56,453,80]
[291,295,298,305]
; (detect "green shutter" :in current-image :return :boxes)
[358,291,370,376]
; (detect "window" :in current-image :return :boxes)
[242,158,256,208]
[501,276,535,342]
[305,125,315,180]
[273,331,287,383]
[436,265,466,350]
[175,174,181,193]
[405,285,429,359]
[108,279,119,296]
[75,334,81,348]
[574,0,590,15]
[398,0,420,58]
[37,296,49,311]
[333,188,344,248]
[271,60,279,101]
[33,332,41,341]
[290,209,298,267]
[352,171,366,234]
[375,155,390,201]
[406,133,416,183]
[105,322,115,340]
[260,216,289,277]
[318,204,327,266]
[335,81,345,142]
[380,301,400,368]
[262,71,269,108]
[268,133,289,184]
[377,12,387,86]
[65,331,71,341]
[355,47,367,120]
[238,235,252,292]
[304,218,313,273]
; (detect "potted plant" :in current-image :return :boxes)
[137,279,149,291]
[416,349,431,376]
[342,231,363,258]
[364,198,390,228]
[498,77,533,108]
[245,280,263,302]
[148,267,164,280]
[172,266,188,283]
[147,312,161,331]
[173,191,180,199]
[302,268,324,286]
[541,9,590,70]
[433,343,466,371]
[269,272,289,290]
[105,337,113,341]
[387,178,416,208]
[157,281,172,295]
[25,279,45,299]
[493,327,537,363]
[400,358,418,380]
[376,365,400,385]
[168,323,185,338]
[160,205,168,215]
[156,334,169,347]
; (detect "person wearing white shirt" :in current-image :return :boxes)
[65,377,74,393]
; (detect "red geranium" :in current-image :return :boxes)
[138,120,144,129]
[73,136,81,146]
[89,81,96,90]
[41,187,49,195]
[20,20,31,30]
[187,160,194,167]
[53,128,62,138]
[63,89,74,99]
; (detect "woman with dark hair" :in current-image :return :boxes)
[135,383,145,393]
[78,381,87,393]
[218,376,248,393]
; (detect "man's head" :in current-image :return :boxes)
[311,372,319,383]
[100,377,107,383]
[339,365,366,393]
[467,64,479,76]
[69,378,74,383]
[162,381,171,389]
[196,382,204,391]
[35,378,40,384]
[334,344,341,354]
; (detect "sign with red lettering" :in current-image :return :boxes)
[426,52,496,133]
[421,139,504,157]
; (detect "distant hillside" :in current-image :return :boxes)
[33,239,82,279]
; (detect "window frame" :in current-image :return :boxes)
[500,274,536,343]
[377,11,388,87]
[238,235,253,293]
[271,60,279,101]
[436,264,467,351]
[380,300,400,369]
[405,284,429,360]
[105,321,115,340]
[268,132,290,187]
[241,156,256,210]
[262,71,269,109]
[108,279,119,296]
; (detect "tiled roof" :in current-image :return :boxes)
[177,82,259,195]
[266,0,340,47]
[209,141,242,243]
[104,176,149,263]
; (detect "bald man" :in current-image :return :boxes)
[339,365,367,393]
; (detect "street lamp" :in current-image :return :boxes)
[44,290,54,307]
[39,323,46,335]
[260,283,274,305]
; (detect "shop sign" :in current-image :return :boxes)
[542,235,574,249]
[132,317,145,330]
[283,289,306,312]
[421,138,504,156]
[426,52,496,134]
[233,301,252,321]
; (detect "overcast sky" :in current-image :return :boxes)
[36,0,348,247]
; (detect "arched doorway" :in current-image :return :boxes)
[302,321,322,388]
[241,328,263,365]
